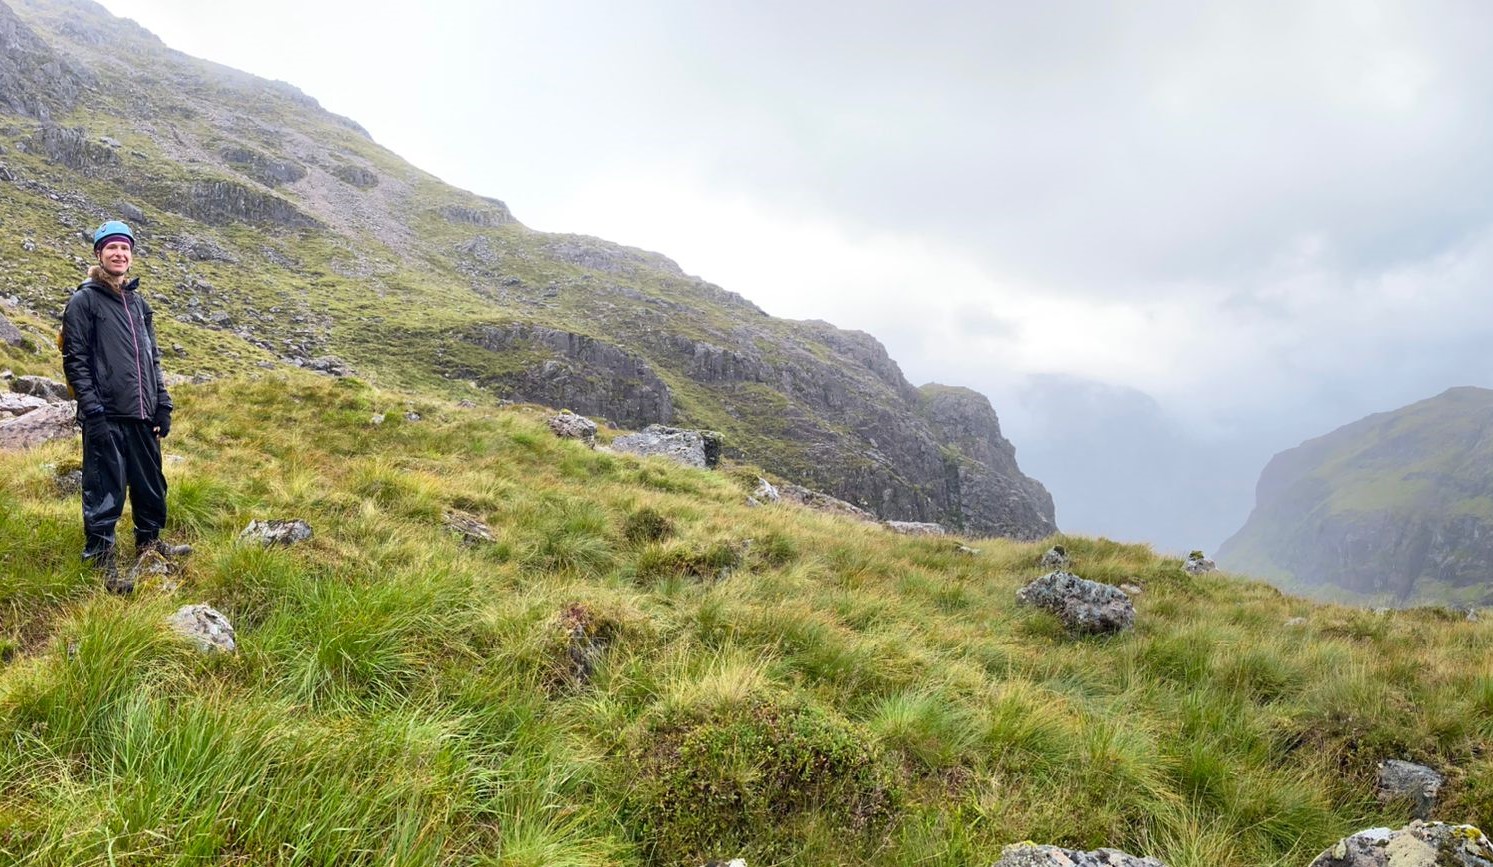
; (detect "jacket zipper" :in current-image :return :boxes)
[121,289,147,419]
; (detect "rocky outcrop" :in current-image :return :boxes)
[0,3,89,120]
[24,123,119,172]
[333,164,379,189]
[466,324,674,429]
[1183,552,1217,575]
[918,385,1057,541]
[437,202,514,227]
[1220,387,1493,605]
[885,521,947,536]
[13,375,69,402]
[1308,821,1493,867]
[1017,571,1136,634]
[166,179,320,228]
[221,146,306,187]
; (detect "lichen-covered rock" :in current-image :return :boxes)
[613,425,720,469]
[754,477,780,503]
[1307,821,1493,867]
[166,604,236,654]
[239,519,313,546]
[1039,545,1070,569]
[992,841,1167,866]
[1183,552,1217,575]
[547,410,598,447]
[1377,760,1445,820]
[1016,570,1136,634]
[885,521,947,536]
[0,402,76,451]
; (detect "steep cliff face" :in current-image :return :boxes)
[1219,386,1493,606]
[0,0,1056,539]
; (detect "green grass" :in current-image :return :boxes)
[1,370,1489,865]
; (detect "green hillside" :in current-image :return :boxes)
[2,330,1491,864]
[1220,387,1493,607]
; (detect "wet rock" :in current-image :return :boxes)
[547,409,597,447]
[12,375,69,402]
[993,842,1167,866]
[613,425,720,469]
[1377,760,1445,820]
[1307,820,1493,867]
[443,510,495,546]
[1017,571,1136,635]
[0,402,76,450]
[886,521,947,536]
[167,604,236,654]
[1184,551,1217,575]
[239,519,313,547]
[1039,545,1070,569]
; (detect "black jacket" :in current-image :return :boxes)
[61,277,172,421]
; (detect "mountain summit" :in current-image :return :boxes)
[0,0,1054,538]
[1219,386,1493,606]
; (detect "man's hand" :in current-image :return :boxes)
[154,408,171,439]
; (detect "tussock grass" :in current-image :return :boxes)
[1,370,1491,864]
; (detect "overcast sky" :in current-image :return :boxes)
[94,0,1493,549]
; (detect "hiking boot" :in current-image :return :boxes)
[136,538,193,560]
[92,547,132,595]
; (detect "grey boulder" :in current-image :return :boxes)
[167,604,237,654]
[0,402,77,451]
[1039,545,1070,569]
[1017,570,1136,634]
[1183,552,1217,575]
[886,521,948,536]
[12,375,70,402]
[547,409,598,447]
[1376,760,1445,820]
[612,424,721,470]
[1308,821,1493,867]
[0,310,22,347]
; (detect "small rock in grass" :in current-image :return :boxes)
[1039,545,1069,569]
[547,409,598,447]
[1376,760,1445,820]
[239,519,312,547]
[753,477,780,503]
[1183,551,1217,575]
[443,510,496,546]
[167,604,236,654]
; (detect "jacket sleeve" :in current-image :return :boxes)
[143,305,172,413]
[61,290,104,416]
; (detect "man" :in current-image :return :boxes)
[61,219,189,594]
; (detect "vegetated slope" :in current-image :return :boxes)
[1219,386,1493,607]
[1,348,1491,864]
[0,0,1054,538]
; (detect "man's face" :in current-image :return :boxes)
[97,240,132,276]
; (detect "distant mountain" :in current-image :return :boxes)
[0,0,1054,538]
[1219,386,1493,606]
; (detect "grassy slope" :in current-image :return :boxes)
[0,354,1490,865]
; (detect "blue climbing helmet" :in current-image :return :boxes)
[92,220,134,254]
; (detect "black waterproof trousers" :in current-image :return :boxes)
[81,417,166,558]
